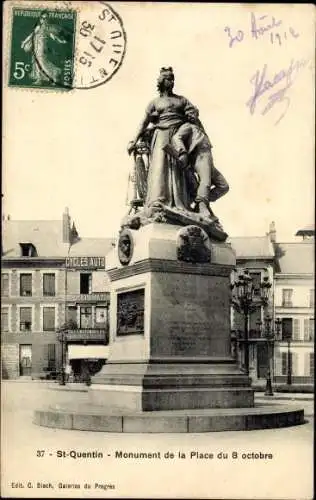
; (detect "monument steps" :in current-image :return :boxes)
[34,403,305,433]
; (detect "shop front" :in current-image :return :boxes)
[67,344,109,383]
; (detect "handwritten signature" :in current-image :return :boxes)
[246,58,309,124]
[224,12,299,48]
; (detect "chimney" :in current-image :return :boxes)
[62,207,71,243]
[268,221,276,243]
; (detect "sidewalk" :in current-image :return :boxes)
[2,380,314,400]
[255,392,314,402]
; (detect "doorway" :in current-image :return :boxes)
[257,342,268,379]
[19,344,32,376]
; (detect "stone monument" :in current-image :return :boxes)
[34,68,304,432]
[90,67,254,411]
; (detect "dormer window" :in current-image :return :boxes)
[19,243,37,257]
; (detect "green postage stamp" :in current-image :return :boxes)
[9,7,77,90]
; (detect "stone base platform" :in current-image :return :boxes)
[33,403,305,433]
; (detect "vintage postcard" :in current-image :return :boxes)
[1,1,315,499]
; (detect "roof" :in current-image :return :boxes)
[275,242,314,275]
[295,225,315,236]
[69,238,115,256]
[229,236,275,260]
[2,220,115,258]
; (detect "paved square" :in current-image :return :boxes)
[1,381,313,499]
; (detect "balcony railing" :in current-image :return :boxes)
[281,301,293,308]
[20,322,32,331]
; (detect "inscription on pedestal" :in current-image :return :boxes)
[117,289,144,336]
[168,321,212,355]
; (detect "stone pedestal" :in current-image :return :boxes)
[91,223,254,411]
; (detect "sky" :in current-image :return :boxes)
[3,2,315,243]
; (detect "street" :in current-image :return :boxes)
[1,381,314,499]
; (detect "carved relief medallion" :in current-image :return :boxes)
[118,228,134,266]
[177,225,211,263]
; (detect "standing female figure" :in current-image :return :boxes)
[128,67,199,214]
[128,67,229,219]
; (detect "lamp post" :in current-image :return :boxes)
[261,316,282,396]
[231,270,271,377]
[287,337,292,386]
[59,330,66,386]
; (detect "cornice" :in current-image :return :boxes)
[275,273,314,280]
[1,258,66,268]
[107,258,233,281]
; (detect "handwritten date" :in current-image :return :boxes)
[225,12,299,48]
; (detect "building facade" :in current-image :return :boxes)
[2,213,313,387]
[1,209,114,380]
[273,227,314,385]
[230,233,275,385]
[231,223,314,387]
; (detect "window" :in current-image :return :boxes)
[310,289,314,308]
[309,353,314,377]
[281,352,292,376]
[310,319,314,341]
[282,289,293,307]
[43,307,55,331]
[293,318,300,340]
[281,318,292,340]
[96,307,107,324]
[1,307,9,331]
[43,273,55,296]
[19,243,37,257]
[249,307,262,334]
[67,306,77,326]
[80,306,92,328]
[1,273,9,296]
[20,274,32,296]
[20,307,32,331]
[80,273,92,294]
[47,344,56,370]
[304,318,314,341]
[249,272,261,297]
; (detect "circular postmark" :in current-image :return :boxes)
[29,1,126,90]
[118,228,134,266]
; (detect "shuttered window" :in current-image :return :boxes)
[1,307,9,331]
[292,319,300,340]
[281,353,287,375]
[20,307,32,331]
[309,319,314,341]
[281,352,295,376]
[47,344,56,370]
[20,274,32,296]
[282,289,293,307]
[43,274,55,296]
[303,318,314,341]
[310,353,314,377]
[43,307,55,331]
[1,274,9,296]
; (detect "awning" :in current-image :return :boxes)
[68,344,109,360]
